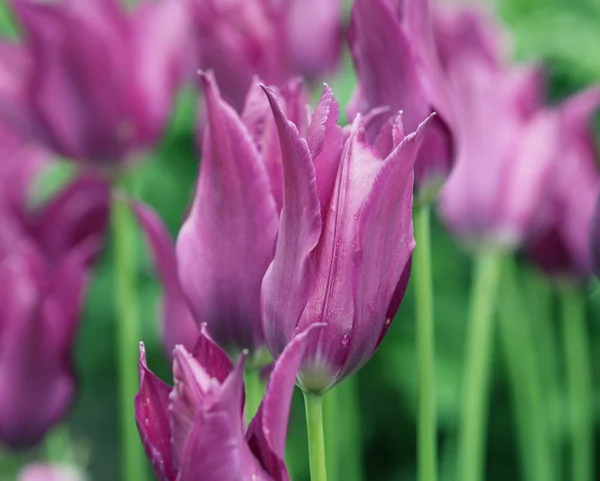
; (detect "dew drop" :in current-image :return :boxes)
[341,333,350,346]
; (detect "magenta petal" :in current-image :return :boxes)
[307,84,344,214]
[33,175,110,264]
[260,86,322,359]
[339,116,430,380]
[132,202,198,354]
[176,72,278,355]
[247,324,324,481]
[134,343,176,481]
[192,325,234,384]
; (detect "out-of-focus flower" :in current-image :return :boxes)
[135,323,321,481]
[0,0,191,165]
[0,126,109,449]
[177,72,301,358]
[436,6,554,250]
[18,463,85,481]
[526,87,600,280]
[260,84,431,392]
[347,0,455,201]
[132,203,198,355]
[190,0,342,112]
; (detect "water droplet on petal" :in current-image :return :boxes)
[341,333,350,346]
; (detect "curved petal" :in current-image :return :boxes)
[176,72,278,355]
[260,86,322,359]
[132,202,198,354]
[134,343,176,481]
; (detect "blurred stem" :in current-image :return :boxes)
[45,425,71,463]
[112,190,146,481]
[413,206,437,481]
[324,387,340,481]
[304,392,328,481]
[338,376,363,481]
[244,368,264,426]
[497,258,553,481]
[0,0,17,38]
[559,284,594,481]
[457,250,503,481]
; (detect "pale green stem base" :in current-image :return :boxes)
[414,206,437,481]
[244,368,264,426]
[304,392,328,481]
[457,250,503,481]
[112,192,146,481]
[560,285,594,481]
[498,258,553,481]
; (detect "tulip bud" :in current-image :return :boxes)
[260,85,431,392]
[0,0,192,165]
[135,324,321,481]
[347,0,455,203]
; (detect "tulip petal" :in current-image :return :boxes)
[260,86,322,358]
[18,464,84,481]
[134,343,176,481]
[246,324,323,480]
[176,72,278,355]
[339,116,430,380]
[132,202,198,354]
[192,325,234,384]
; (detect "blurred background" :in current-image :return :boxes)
[1,0,600,479]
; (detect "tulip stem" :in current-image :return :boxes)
[559,284,594,481]
[413,206,437,481]
[497,257,553,481]
[112,190,146,481]
[244,368,264,426]
[457,249,502,481]
[304,392,328,481]
[45,425,71,463]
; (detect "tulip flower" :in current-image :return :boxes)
[436,6,552,249]
[177,72,306,357]
[18,464,85,481]
[190,0,342,112]
[0,0,191,165]
[0,127,109,449]
[526,87,600,280]
[135,323,321,481]
[260,84,431,393]
[347,0,455,201]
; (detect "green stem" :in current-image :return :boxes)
[413,206,437,481]
[0,1,17,38]
[244,368,264,426]
[497,258,553,481]
[112,191,146,481]
[304,392,328,481]
[457,250,503,481]
[560,285,594,481]
[45,425,71,463]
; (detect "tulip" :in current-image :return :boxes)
[436,6,552,250]
[18,464,85,481]
[0,0,191,165]
[347,0,455,201]
[260,84,431,393]
[135,323,321,481]
[177,72,306,357]
[190,0,342,112]
[526,87,600,280]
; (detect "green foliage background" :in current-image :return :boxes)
[1,0,600,479]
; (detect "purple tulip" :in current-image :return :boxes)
[347,0,455,201]
[135,323,321,481]
[190,0,342,112]
[260,85,431,392]
[0,127,109,449]
[176,73,291,357]
[18,464,84,481]
[0,0,191,165]
[526,87,600,279]
[436,6,554,249]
